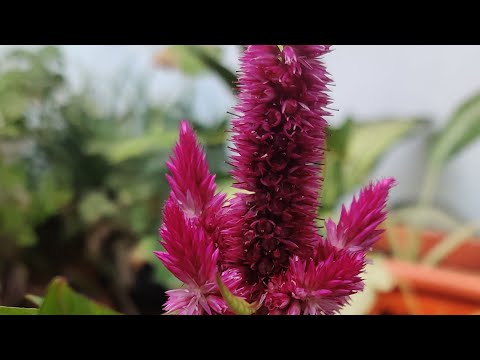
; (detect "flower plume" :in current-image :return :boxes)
[165,120,218,218]
[325,178,396,253]
[223,45,332,295]
[155,121,241,315]
[156,46,396,315]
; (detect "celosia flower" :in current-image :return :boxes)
[165,120,227,251]
[325,178,396,253]
[155,121,242,315]
[223,45,332,297]
[156,45,396,315]
[265,248,366,315]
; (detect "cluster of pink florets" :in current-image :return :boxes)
[155,45,395,315]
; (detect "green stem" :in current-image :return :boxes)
[419,162,441,207]
[412,160,442,261]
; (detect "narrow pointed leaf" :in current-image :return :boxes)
[187,46,237,93]
[429,92,480,165]
[420,93,480,204]
[343,117,428,191]
[38,277,120,315]
[0,306,38,315]
[215,274,257,315]
[25,294,44,307]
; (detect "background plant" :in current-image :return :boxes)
[0,46,231,314]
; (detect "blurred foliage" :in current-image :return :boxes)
[0,277,119,315]
[429,92,480,164]
[0,305,39,315]
[38,277,119,315]
[0,46,230,312]
[154,45,236,92]
[420,92,480,205]
[387,91,480,265]
[322,117,428,216]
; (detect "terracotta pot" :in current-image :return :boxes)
[371,226,480,315]
[370,289,480,315]
[375,226,480,272]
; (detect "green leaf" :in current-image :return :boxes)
[78,191,119,225]
[195,119,229,147]
[390,206,460,232]
[215,274,257,315]
[155,46,237,92]
[321,117,426,215]
[186,46,237,92]
[0,306,38,315]
[420,92,480,204]
[38,277,120,315]
[327,117,353,157]
[88,126,178,164]
[342,117,428,191]
[429,92,480,164]
[155,46,222,76]
[29,171,73,225]
[321,118,354,213]
[321,153,344,214]
[25,294,44,307]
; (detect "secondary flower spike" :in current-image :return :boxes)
[155,121,241,314]
[155,198,242,314]
[223,45,333,294]
[265,248,366,315]
[156,45,396,315]
[165,120,227,254]
[165,120,219,219]
[325,178,396,253]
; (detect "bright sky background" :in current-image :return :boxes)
[2,45,480,221]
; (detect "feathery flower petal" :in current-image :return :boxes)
[156,198,217,287]
[165,120,218,218]
[165,119,227,252]
[156,122,243,314]
[265,248,366,315]
[156,198,243,315]
[326,178,396,252]
[223,45,332,293]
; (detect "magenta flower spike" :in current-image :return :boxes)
[325,178,397,253]
[155,121,242,314]
[156,46,396,315]
[156,198,242,314]
[165,120,225,222]
[265,248,366,315]
[223,45,332,296]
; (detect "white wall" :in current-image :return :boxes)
[1,45,479,220]
[326,46,480,221]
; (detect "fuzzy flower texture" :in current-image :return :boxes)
[155,45,396,315]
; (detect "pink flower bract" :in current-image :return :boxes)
[165,120,219,219]
[155,121,241,314]
[265,247,366,315]
[325,178,396,253]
